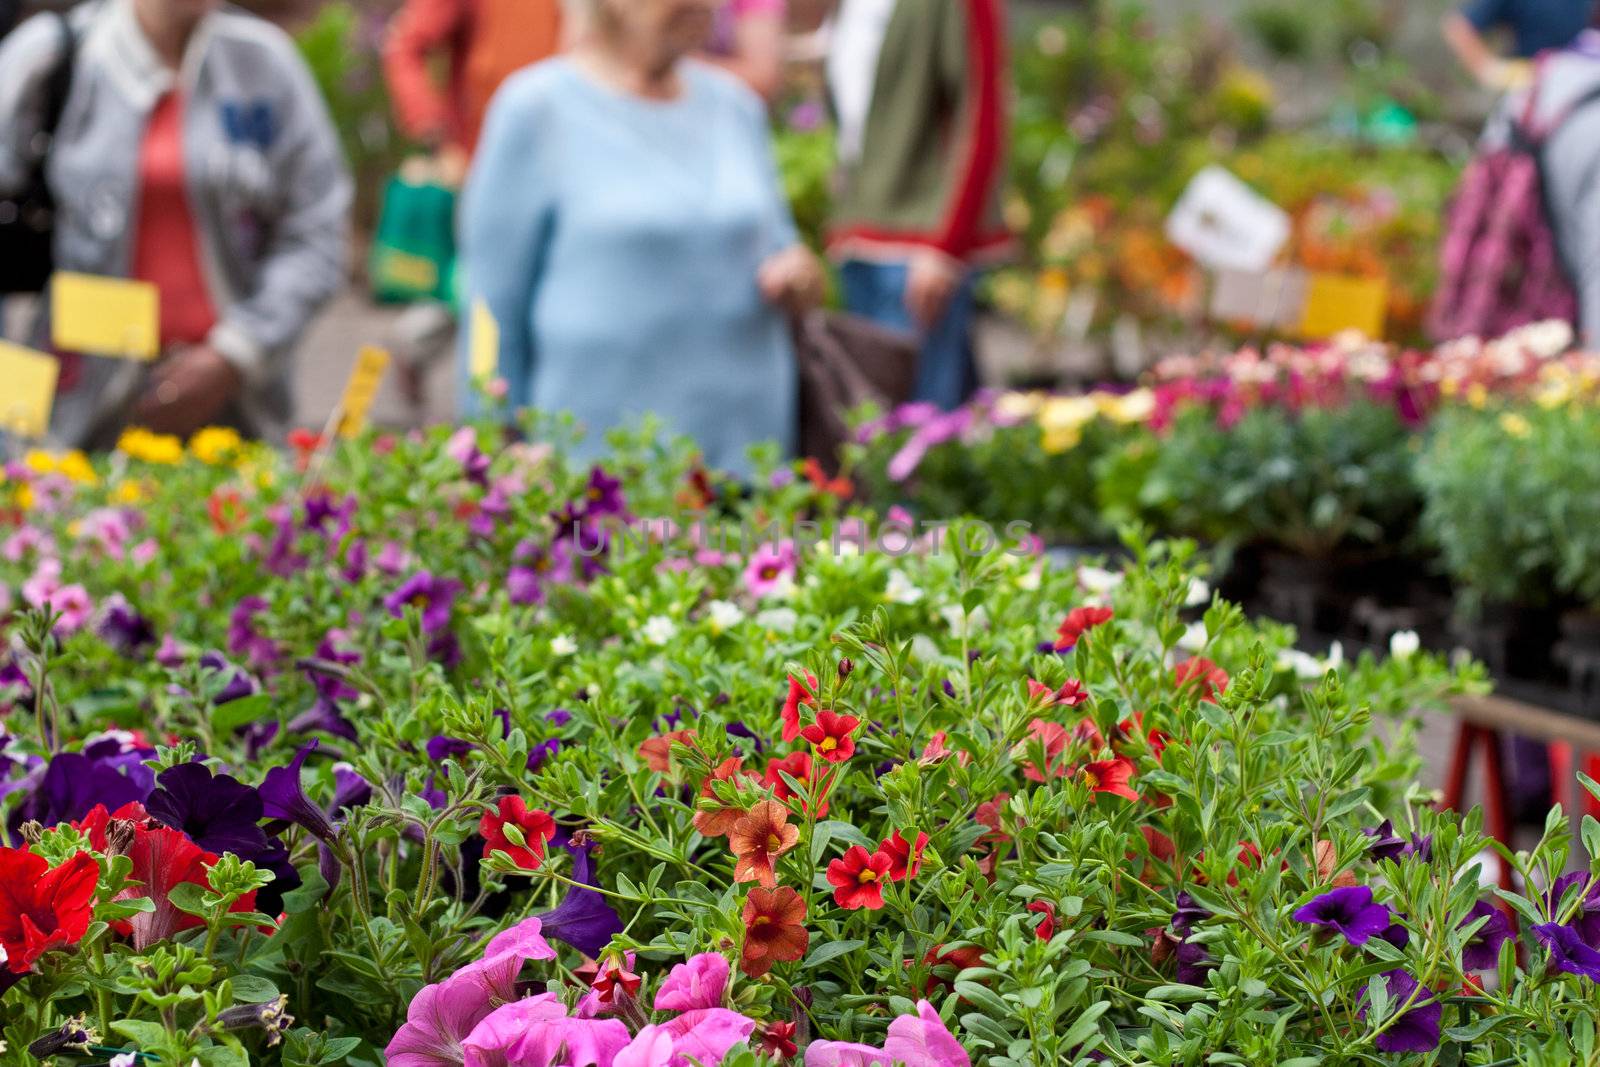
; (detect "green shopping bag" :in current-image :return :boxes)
[369,175,457,305]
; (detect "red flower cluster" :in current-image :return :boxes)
[741,886,808,977]
[692,757,757,838]
[480,796,556,871]
[779,672,818,743]
[0,848,98,973]
[825,829,927,911]
[800,711,860,764]
[1174,657,1230,702]
[1054,605,1114,652]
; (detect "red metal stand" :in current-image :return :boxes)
[1439,721,1516,894]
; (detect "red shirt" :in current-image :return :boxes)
[131,92,217,349]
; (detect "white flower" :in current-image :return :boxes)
[755,607,798,634]
[909,634,942,662]
[1177,621,1207,653]
[1077,566,1123,595]
[1325,642,1344,671]
[1014,564,1043,592]
[884,569,923,605]
[110,1056,136,1067]
[706,599,744,633]
[550,634,578,657]
[641,615,677,646]
[1277,648,1327,681]
[1185,578,1211,608]
[940,604,989,637]
[1389,630,1420,660]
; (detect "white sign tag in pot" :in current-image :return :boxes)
[1165,166,1290,274]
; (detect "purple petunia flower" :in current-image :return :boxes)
[200,652,260,706]
[1460,901,1513,970]
[536,834,622,957]
[304,629,361,703]
[1362,819,1430,863]
[384,572,461,634]
[1545,872,1600,949]
[259,741,338,843]
[330,764,372,815]
[1174,939,1210,985]
[546,709,572,728]
[147,762,272,859]
[1293,885,1394,946]
[287,697,358,742]
[1534,922,1600,981]
[446,427,492,486]
[426,736,474,762]
[579,466,625,519]
[1358,970,1442,1053]
[8,748,155,838]
[526,738,562,773]
[98,595,156,656]
[227,596,280,669]
[1173,892,1209,932]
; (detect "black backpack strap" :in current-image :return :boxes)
[38,12,78,143]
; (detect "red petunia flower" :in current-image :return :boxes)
[1054,605,1114,651]
[729,800,798,888]
[591,956,643,1005]
[0,848,98,973]
[974,792,1012,847]
[800,710,859,764]
[1020,719,1070,782]
[879,829,929,881]
[207,489,247,535]
[1080,756,1139,801]
[1111,712,1169,761]
[1027,678,1089,708]
[915,943,987,998]
[479,796,556,871]
[763,750,828,817]
[802,457,854,500]
[741,886,809,977]
[692,757,755,839]
[825,845,892,911]
[760,1020,799,1059]
[1173,658,1229,702]
[638,730,696,775]
[780,672,818,743]
[1027,900,1057,941]
[123,824,257,950]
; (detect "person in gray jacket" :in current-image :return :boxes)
[0,0,350,446]
[1487,26,1600,348]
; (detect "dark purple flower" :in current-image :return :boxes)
[241,721,281,762]
[384,572,461,634]
[147,762,271,859]
[98,596,156,656]
[287,697,358,742]
[304,629,361,702]
[493,709,511,738]
[427,736,474,762]
[330,765,372,814]
[579,466,624,518]
[200,652,260,706]
[546,709,572,728]
[526,738,562,773]
[227,596,280,669]
[1173,892,1209,932]
[0,660,33,709]
[1379,919,1410,949]
[536,834,622,957]
[420,773,446,810]
[340,538,369,582]
[1545,872,1600,948]
[1174,938,1209,985]
[1292,885,1393,946]
[8,748,155,837]
[1460,901,1513,970]
[1358,970,1442,1053]
[1362,819,1430,862]
[302,491,356,539]
[154,635,185,669]
[1534,922,1600,981]
[259,741,337,843]
[725,721,764,754]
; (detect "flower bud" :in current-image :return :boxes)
[28,1019,91,1058]
[217,996,294,1046]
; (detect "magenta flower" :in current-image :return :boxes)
[653,953,729,1012]
[385,572,462,634]
[805,1000,967,1067]
[1292,885,1393,946]
[463,994,631,1067]
[742,541,796,600]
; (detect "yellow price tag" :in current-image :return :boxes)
[336,346,391,439]
[50,272,160,360]
[1298,273,1388,342]
[470,299,499,382]
[0,342,61,439]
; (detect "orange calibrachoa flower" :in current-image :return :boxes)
[692,757,754,839]
[1080,756,1139,801]
[800,710,859,764]
[825,845,891,910]
[1027,677,1089,708]
[479,796,556,871]
[780,672,818,742]
[741,886,808,977]
[763,750,829,817]
[879,829,929,881]
[1019,719,1070,782]
[1054,605,1113,651]
[729,800,798,887]
[638,730,695,775]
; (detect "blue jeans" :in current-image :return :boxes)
[838,259,977,411]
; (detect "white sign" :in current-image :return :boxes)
[1165,166,1290,274]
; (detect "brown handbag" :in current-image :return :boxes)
[794,309,919,472]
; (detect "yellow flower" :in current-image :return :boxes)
[1439,377,1460,399]
[111,479,147,505]
[23,450,56,475]
[1465,384,1489,410]
[1041,427,1082,455]
[189,426,244,466]
[57,451,97,485]
[14,484,34,511]
[1499,412,1532,439]
[993,391,1044,422]
[117,427,184,465]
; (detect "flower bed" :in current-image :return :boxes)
[4,419,1600,1065]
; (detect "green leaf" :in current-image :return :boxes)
[166,880,210,918]
[1059,1001,1110,1050]
[803,939,863,969]
[952,980,1010,1018]
[231,975,281,1002]
[1147,984,1210,1003]
[111,1021,171,1049]
[211,692,273,736]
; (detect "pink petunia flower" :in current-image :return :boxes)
[742,541,796,600]
[653,952,729,1012]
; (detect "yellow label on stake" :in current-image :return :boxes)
[469,299,499,382]
[1298,273,1388,341]
[50,272,160,360]
[0,342,61,439]
[336,346,391,439]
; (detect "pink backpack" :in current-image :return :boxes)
[1429,70,1600,343]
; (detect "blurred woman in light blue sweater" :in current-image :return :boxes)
[459,0,823,476]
